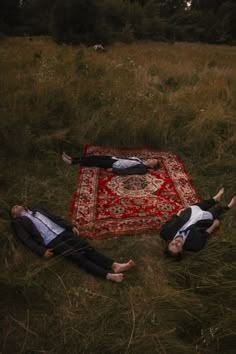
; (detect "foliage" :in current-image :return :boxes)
[0,0,235,44]
[0,38,236,353]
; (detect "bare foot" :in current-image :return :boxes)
[106,273,124,282]
[112,260,135,273]
[62,152,72,165]
[228,196,236,209]
[213,188,224,202]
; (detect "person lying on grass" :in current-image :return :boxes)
[10,205,135,282]
[160,188,236,260]
[62,152,160,175]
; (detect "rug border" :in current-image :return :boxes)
[69,144,88,221]
[69,144,201,234]
[83,143,201,200]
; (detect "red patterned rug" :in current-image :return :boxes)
[70,145,200,240]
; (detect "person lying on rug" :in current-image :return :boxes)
[160,188,236,260]
[62,152,160,175]
[10,205,135,282]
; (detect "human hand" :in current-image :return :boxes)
[207,219,220,235]
[44,249,54,258]
[177,208,185,216]
[213,219,220,227]
[72,226,80,236]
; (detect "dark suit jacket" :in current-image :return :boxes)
[11,208,74,257]
[160,207,214,252]
[112,164,148,175]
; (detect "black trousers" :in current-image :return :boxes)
[47,231,114,278]
[72,155,116,168]
[193,198,229,219]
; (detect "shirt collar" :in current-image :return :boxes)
[20,209,31,217]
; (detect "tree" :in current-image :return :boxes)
[144,0,161,18]
[191,0,225,12]
[160,0,187,17]
[190,0,236,42]
[0,0,21,31]
[21,0,56,34]
[126,0,145,38]
[98,0,127,31]
[51,0,99,43]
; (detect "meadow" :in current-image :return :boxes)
[0,37,236,353]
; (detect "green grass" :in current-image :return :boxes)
[0,37,236,353]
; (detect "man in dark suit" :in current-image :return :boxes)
[160,188,236,259]
[10,205,135,282]
[62,152,160,175]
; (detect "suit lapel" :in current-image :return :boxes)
[18,215,44,243]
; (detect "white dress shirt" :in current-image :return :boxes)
[21,210,65,245]
[174,205,213,243]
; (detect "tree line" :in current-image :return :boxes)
[0,0,235,45]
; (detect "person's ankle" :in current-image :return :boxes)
[228,196,236,208]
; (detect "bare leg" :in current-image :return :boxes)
[213,188,224,202]
[112,260,135,273]
[228,196,236,209]
[209,194,236,219]
[106,273,124,282]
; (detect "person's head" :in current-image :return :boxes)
[144,159,160,169]
[10,205,26,218]
[165,236,184,260]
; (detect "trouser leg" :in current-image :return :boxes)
[193,198,229,219]
[59,232,114,273]
[71,253,110,278]
[208,205,229,219]
[73,155,115,168]
[47,232,89,256]
[63,232,114,273]
[48,233,110,278]
[72,156,83,164]
[84,248,114,270]
[193,198,216,210]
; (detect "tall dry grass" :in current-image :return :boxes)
[0,37,236,353]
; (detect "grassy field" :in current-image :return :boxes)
[0,37,236,353]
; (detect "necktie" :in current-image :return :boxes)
[32,212,57,234]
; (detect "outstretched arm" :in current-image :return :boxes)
[206,219,220,235]
[72,226,80,236]
[12,219,47,257]
[177,208,186,216]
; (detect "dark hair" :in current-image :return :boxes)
[153,162,161,170]
[164,246,183,261]
[146,161,161,170]
[9,206,14,219]
[0,208,9,220]
[9,205,27,219]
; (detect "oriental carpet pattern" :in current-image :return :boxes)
[70,145,200,239]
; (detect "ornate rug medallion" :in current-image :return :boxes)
[70,145,200,239]
[107,174,163,198]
